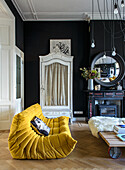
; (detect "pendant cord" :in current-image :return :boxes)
[111,0,112,50]
[92,0,94,40]
[104,0,106,53]
[113,0,115,48]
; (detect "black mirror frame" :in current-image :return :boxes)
[91,51,125,87]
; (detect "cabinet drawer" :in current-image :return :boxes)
[93,93,103,97]
[104,92,114,97]
[115,92,124,97]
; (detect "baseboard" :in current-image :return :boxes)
[72,117,86,121]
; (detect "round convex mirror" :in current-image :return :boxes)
[91,52,125,87]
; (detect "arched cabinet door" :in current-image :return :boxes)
[39,52,73,120]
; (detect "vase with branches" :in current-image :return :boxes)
[80,67,98,90]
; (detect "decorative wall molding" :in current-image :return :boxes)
[23,12,89,21]
[10,0,124,21]
[10,0,90,21]
[87,12,122,20]
[0,0,15,19]
[11,0,25,20]
[27,0,38,20]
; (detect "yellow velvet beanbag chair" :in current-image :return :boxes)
[8,103,77,159]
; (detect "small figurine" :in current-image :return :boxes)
[117,82,122,90]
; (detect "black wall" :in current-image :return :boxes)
[24,21,90,116]
[3,1,125,117]
[90,20,125,63]
[90,20,125,90]
[24,20,125,116]
[5,0,24,51]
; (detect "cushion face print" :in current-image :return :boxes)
[31,116,50,136]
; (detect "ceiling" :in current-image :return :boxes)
[11,0,124,21]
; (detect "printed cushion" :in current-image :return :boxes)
[31,116,50,136]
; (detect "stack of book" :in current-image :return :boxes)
[114,125,125,141]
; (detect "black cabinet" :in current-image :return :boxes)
[84,90,125,120]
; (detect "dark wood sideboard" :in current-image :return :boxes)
[84,90,125,120]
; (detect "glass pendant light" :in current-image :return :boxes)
[121,0,125,7]
[114,3,118,14]
[112,47,116,56]
[103,52,107,58]
[91,39,95,48]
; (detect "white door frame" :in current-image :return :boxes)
[14,46,24,115]
[0,0,15,129]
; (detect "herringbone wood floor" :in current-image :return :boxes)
[1,122,125,170]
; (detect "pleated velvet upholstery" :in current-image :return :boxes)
[8,103,77,159]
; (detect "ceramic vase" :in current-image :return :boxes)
[88,79,94,90]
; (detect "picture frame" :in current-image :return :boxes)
[50,39,71,56]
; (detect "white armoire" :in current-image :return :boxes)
[39,52,73,120]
